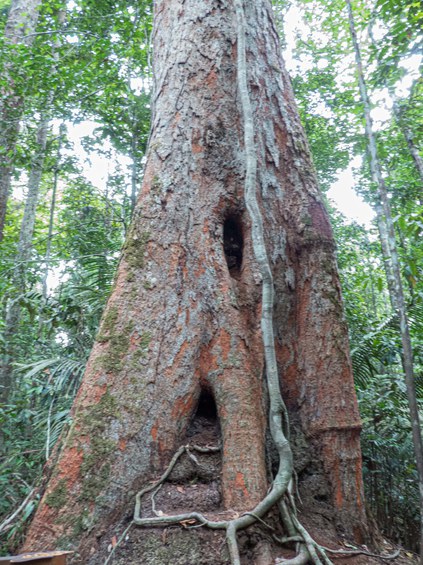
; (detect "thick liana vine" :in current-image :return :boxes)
[232,1,330,563]
[106,2,398,564]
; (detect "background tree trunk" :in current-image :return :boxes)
[346,0,423,560]
[0,0,42,240]
[0,111,50,411]
[23,1,366,562]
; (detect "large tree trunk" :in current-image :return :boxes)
[23,1,366,562]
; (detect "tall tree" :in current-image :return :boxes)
[345,0,423,560]
[23,1,367,563]
[0,0,43,240]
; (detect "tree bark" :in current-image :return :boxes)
[23,1,366,562]
[346,0,423,561]
[0,0,42,240]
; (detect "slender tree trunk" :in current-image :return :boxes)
[393,87,423,184]
[402,122,423,183]
[346,1,423,560]
[130,130,138,215]
[18,113,50,263]
[39,123,64,339]
[23,2,366,563]
[0,0,42,240]
[0,112,50,410]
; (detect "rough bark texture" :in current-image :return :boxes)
[23,1,366,562]
[0,0,42,240]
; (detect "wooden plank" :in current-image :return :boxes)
[1,552,72,564]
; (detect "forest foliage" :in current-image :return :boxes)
[0,0,422,556]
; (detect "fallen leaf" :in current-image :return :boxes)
[111,536,117,548]
[177,486,184,493]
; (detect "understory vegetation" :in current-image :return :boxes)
[0,0,422,557]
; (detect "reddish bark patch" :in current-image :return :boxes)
[140,161,155,198]
[192,142,203,154]
[171,393,196,419]
[234,472,249,498]
[273,114,288,151]
[218,329,231,363]
[333,459,343,508]
[205,68,217,88]
[198,345,219,377]
[165,340,189,378]
[56,447,84,489]
[309,200,333,239]
[74,379,108,413]
[194,257,206,277]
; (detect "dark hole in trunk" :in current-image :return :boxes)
[186,389,220,440]
[196,389,217,421]
[224,216,243,278]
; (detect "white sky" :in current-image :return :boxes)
[327,157,374,228]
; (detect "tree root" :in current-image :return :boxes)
[104,440,400,565]
[276,545,310,565]
[321,546,401,560]
[127,440,333,565]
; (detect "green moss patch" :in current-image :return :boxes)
[78,390,118,502]
[45,478,68,509]
[97,320,134,373]
[124,230,151,271]
[81,389,118,434]
[97,305,119,343]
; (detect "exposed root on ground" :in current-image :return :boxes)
[103,442,334,565]
[319,547,400,560]
[104,442,401,564]
[276,546,401,563]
